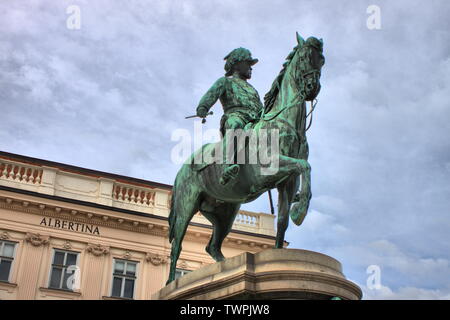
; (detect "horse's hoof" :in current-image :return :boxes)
[214,254,225,262]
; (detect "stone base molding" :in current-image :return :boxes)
[153,249,362,300]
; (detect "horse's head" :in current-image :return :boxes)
[263,33,325,113]
[295,32,325,101]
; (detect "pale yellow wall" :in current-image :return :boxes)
[0,182,275,300]
[0,155,276,300]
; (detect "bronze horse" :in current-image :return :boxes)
[167,33,325,284]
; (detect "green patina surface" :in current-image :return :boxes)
[166,33,325,284]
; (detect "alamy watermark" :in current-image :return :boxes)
[366,5,381,30]
[171,121,280,175]
[366,265,382,290]
[66,265,81,291]
[66,5,81,30]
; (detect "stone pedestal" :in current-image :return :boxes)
[153,249,362,300]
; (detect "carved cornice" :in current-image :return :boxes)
[25,232,49,247]
[0,195,275,249]
[146,252,168,266]
[0,196,169,238]
[86,243,109,256]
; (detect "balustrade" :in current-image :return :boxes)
[0,161,42,184]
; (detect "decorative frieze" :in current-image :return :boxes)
[146,252,168,266]
[62,240,72,250]
[1,231,10,240]
[122,250,132,260]
[0,194,273,248]
[25,232,49,247]
[86,243,109,256]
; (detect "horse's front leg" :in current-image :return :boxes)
[275,185,290,248]
[267,155,307,248]
[290,167,312,226]
[251,154,310,248]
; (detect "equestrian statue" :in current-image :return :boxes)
[167,32,325,284]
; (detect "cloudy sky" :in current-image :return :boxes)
[1,0,449,299]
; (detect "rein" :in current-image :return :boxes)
[305,98,318,132]
[260,93,318,133]
[260,95,304,121]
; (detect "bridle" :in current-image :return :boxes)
[260,44,322,136]
[305,98,318,132]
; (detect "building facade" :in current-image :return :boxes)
[0,151,276,300]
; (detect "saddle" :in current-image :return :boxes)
[190,122,257,172]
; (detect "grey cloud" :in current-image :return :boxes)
[1,0,449,299]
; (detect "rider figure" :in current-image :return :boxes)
[196,48,264,185]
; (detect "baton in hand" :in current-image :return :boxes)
[185,111,213,124]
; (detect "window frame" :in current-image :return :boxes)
[48,249,80,291]
[0,240,17,283]
[110,258,138,299]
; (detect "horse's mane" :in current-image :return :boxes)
[263,45,299,112]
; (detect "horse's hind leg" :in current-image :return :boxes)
[167,191,200,285]
[201,202,241,262]
[275,177,299,248]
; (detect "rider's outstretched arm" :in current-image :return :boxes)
[196,77,226,116]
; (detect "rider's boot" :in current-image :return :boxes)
[219,164,240,185]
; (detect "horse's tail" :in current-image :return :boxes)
[168,177,178,243]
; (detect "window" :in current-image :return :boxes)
[175,268,191,280]
[49,250,79,291]
[111,259,137,299]
[0,241,16,282]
